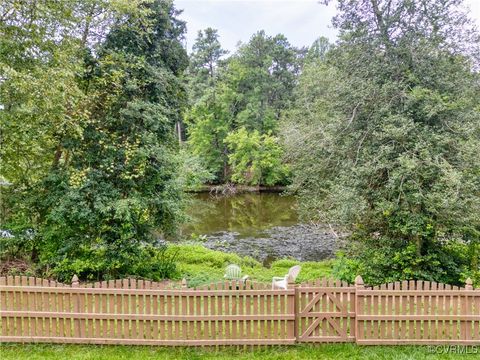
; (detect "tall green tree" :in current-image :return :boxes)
[188,27,228,103]
[1,1,85,190]
[305,37,331,63]
[185,101,230,181]
[0,0,145,188]
[182,28,229,180]
[283,0,480,285]
[1,0,189,281]
[226,31,301,133]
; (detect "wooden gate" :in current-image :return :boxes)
[296,279,355,342]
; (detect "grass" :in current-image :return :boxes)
[0,343,472,359]
[168,244,335,287]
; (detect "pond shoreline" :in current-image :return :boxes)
[200,224,342,266]
[188,184,288,193]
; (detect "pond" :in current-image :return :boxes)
[178,192,339,265]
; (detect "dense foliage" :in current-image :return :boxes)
[185,30,302,184]
[224,128,290,186]
[282,0,480,285]
[1,0,188,281]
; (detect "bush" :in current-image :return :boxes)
[43,242,179,283]
[331,253,362,285]
[344,235,479,287]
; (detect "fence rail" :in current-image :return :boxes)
[1,275,479,346]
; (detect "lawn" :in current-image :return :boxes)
[168,244,335,288]
[0,344,473,360]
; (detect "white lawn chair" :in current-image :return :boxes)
[272,265,301,289]
[224,264,249,282]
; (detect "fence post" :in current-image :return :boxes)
[354,275,364,344]
[465,278,473,341]
[287,275,298,342]
[71,275,81,338]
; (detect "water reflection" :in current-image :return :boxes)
[176,192,338,263]
[182,192,299,238]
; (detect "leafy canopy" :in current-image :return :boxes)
[185,30,302,184]
[283,0,480,285]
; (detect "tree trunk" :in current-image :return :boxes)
[176,121,183,145]
[414,234,422,258]
[370,0,392,51]
[223,146,229,181]
[81,4,96,47]
[52,146,62,167]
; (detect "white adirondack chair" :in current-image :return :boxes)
[272,265,301,289]
[224,264,249,282]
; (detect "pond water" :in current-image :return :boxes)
[182,192,299,238]
[178,192,339,265]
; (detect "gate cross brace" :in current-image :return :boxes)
[299,315,347,340]
[300,290,344,315]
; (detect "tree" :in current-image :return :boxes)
[305,37,331,63]
[1,0,86,189]
[188,27,228,103]
[225,127,290,186]
[226,31,301,133]
[1,0,189,281]
[283,0,480,285]
[0,0,146,188]
[183,28,229,180]
[185,102,230,181]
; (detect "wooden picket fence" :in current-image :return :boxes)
[355,277,480,345]
[0,275,479,346]
[0,276,295,345]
